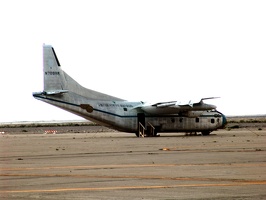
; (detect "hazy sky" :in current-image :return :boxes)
[1,0,266,122]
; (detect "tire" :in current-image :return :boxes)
[202,131,210,136]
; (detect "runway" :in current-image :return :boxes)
[0,129,265,199]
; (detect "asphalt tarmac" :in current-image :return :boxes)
[0,129,265,199]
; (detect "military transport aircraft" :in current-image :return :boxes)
[33,45,227,137]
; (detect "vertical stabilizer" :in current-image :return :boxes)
[43,44,66,93]
[41,44,123,100]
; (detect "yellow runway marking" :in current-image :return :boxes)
[2,181,266,193]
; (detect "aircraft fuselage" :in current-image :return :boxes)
[33,92,226,135]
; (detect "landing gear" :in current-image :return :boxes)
[201,131,211,136]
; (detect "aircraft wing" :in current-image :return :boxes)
[138,97,219,117]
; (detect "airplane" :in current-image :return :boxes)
[33,44,227,137]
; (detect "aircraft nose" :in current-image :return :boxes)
[221,113,227,127]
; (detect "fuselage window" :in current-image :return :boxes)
[123,108,127,111]
[211,119,215,123]
[195,118,199,123]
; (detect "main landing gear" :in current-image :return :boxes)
[201,131,211,136]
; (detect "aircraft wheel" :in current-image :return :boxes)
[135,132,140,137]
[202,131,210,136]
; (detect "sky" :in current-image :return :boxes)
[1,0,266,122]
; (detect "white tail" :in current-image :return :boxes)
[42,44,123,101]
[43,45,66,93]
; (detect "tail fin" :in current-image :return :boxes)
[43,44,67,94]
[42,44,123,101]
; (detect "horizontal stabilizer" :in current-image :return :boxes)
[33,90,69,95]
[44,90,68,95]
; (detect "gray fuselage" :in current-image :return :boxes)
[33,91,226,134]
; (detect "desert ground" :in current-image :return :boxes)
[0,117,265,199]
